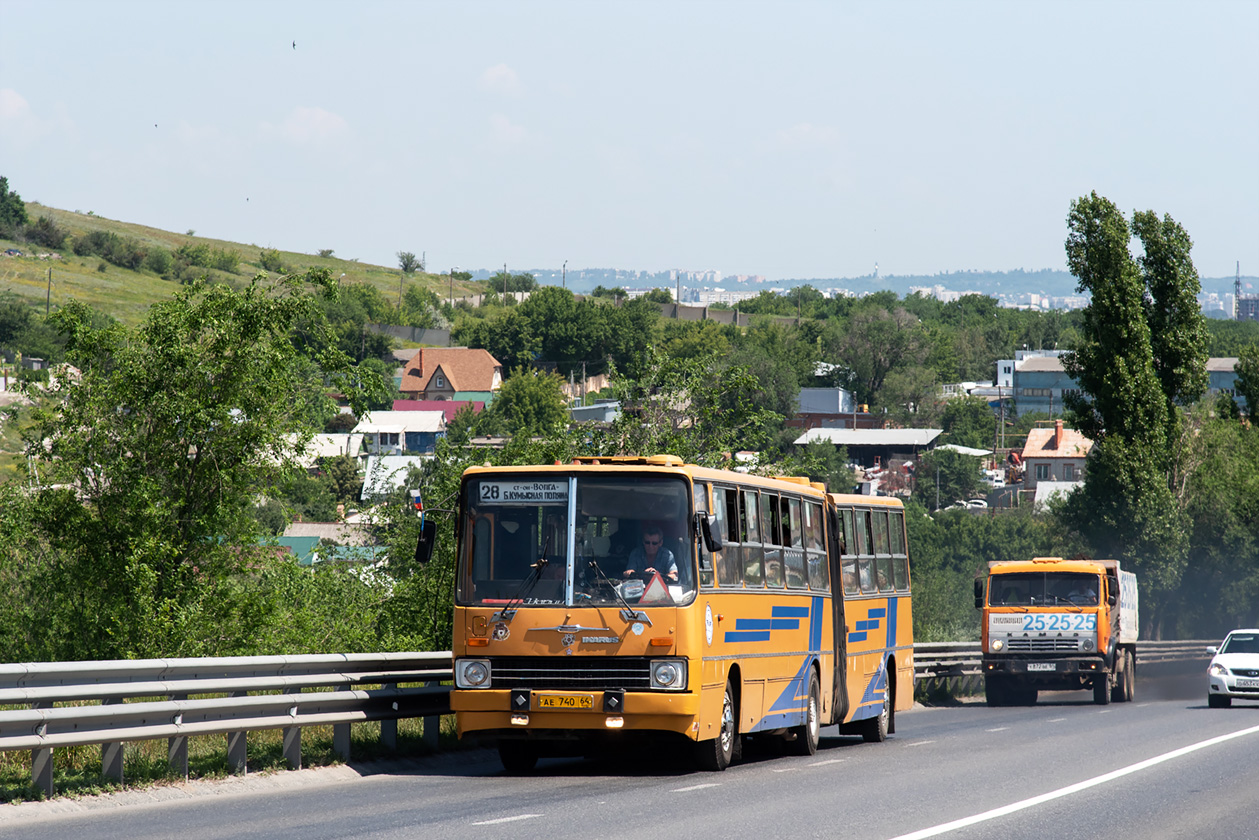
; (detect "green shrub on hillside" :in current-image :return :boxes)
[144,246,173,275]
[24,216,67,249]
[259,248,287,273]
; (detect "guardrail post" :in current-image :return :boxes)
[380,683,397,751]
[31,700,53,797]
[282,724,302,770]
[101,698,124,784]
[423,681,439,750]
[168,693,188,779]
[226,691,247,775]
[333,687,351,761]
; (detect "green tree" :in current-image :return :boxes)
[486,367,569,436]
[1234,343,1259,418]
[0,176,28,231]
[1056,193,1204,626]
[397,251,421,274]
[912,448,982,510]
[940,397,998,450]
[5,270,383,659]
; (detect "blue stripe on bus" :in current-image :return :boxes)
[886,596,898,648]
[724,631,771,643]
[810,595,823,651]
[772,606,810,618]
[868,607,886,618]
[848,631,867,643]
[731,618,800,631]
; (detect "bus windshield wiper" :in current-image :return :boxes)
[494,533,553,623]
[585,558,652,627]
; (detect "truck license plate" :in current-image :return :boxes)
[1027,663,1056,672]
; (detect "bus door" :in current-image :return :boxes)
[828,503,850,724]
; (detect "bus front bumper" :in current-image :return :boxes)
[453,689,702,738]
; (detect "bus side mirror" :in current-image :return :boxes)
[414,519,437,564]
[974,579,985,609]
[697,513,723,552]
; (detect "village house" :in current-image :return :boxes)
[398,348,502,403]
[1020,419,1093,492]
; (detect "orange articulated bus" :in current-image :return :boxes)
[445,455,914,772]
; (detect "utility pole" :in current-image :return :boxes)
[562,260,567,289]
[503,263,508,301]
[46,267,52,317]
[450,266,458,308]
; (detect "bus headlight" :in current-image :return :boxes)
[650,659,687,690]
[990,639,1004,652]
[456,659,491,688]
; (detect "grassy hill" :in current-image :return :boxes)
[1,203,472,326]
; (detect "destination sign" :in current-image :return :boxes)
[478,480,568,505]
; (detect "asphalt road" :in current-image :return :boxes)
[3,671,1256,840]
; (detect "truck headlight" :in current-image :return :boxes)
[1081,638,1095,652]
[456,658,491,688]
[990,639,1004,652]
[650,659,687,690]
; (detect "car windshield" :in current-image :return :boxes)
[457,473,696,608]
[990,572,1099,606]
[1222,633,1259,655]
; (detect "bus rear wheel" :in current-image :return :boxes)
[788,671,820,756]
[861,686,890,743]
[696,680,738,771]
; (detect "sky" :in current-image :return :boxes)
[2,0,1257,282]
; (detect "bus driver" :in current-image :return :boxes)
[624,524,678,583]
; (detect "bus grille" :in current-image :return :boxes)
[491,657,654,691]
[1007,638,1081,652]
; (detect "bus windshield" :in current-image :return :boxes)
[458,473,695,608]
[990,572,1099,607]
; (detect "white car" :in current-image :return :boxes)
[1207,629,1259,708]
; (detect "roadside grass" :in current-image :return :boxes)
[0,713,460,804]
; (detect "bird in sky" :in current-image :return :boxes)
[292,40,296,49]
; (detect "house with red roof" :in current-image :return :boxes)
[399,348,502,403]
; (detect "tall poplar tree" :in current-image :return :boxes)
[1057,193,1208,631]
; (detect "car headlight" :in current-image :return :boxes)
[1210,663,1229,677]
[990,639,1004,652]
[650,659,687,690]
[456,658,491,688]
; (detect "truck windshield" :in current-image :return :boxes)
[457,473,695,608]
[990,572,1099,606]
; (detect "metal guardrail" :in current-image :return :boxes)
[0,641,1218,797]
[911,640,1215,696]
[0,652,452,796]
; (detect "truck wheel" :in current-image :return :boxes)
[788,671,821,756]
[1113,650,1135,702]
[695,680,737,770]
[1125,651,1136,702]
[1093,673,1112,705]
[984,676,1008,707]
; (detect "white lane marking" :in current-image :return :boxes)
[672,783,721,792]
[472,814,542,826]
[1047,718,1065,723]
[888,722,1259,840]
[771,767,799,772]
[904,740,936,747]
[809,758,846,765]
[985,727,1009,732]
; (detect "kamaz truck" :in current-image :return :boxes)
[974,557,1138,706]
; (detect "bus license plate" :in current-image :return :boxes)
[537,693,594,710]
[1027,663,1056,672]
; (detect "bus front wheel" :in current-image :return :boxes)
[861,686,890,743]
[696,680,738,771]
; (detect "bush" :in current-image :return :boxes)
[259,248,287,273]
[318,249,335,258]
[96,261,108,273]
[145,246,173,275]
[24,216,67,249]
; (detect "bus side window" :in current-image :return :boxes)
[696,482,713,588]
[784,497,807,589]
[890,509,909,590]
[858,557,877,594]
[718,486,743,587]
[805,500,828,591]
[742,489,763,587]
[762,492,783,588]
[841,556,859,595]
